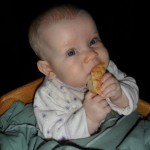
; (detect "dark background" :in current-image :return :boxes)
[0,1,149,102]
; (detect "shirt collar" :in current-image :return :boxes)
[46,77,88,93]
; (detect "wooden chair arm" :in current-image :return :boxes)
[0,77,43,116]
[138,99,150,117]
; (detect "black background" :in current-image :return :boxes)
[0,1,149,102]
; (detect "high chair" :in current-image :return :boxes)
[0,77,150,117]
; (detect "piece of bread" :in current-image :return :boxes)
[87,63,106,94]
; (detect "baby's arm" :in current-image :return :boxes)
[101,60,139,115]
[83,92,111,134]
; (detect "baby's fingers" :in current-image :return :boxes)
[101,83,117,97]
[85,91,97,100]
[101,72,112,83]
[99,99,110,108]
[101,75,117,91]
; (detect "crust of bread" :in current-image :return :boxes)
[87,63,106,94]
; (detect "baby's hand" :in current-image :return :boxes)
[83,91,111,124]
[100,72,129,107]
[101,72,122,101]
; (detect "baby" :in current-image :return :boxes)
[28,4,139,140]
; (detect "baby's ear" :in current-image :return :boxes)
[37,60,56,79]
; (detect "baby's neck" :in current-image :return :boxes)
[54,78,88,93]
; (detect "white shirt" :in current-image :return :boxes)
[33,60,139,140]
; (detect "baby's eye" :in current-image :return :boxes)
[67,49,76,57]
[89,37,100,46]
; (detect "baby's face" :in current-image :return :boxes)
[41,14,109,87]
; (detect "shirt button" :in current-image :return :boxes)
[72,105,77,110]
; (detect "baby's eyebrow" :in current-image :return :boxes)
[92,31,99,35]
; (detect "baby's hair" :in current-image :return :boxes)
[28,4,89,59]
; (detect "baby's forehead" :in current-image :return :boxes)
[38,9,97,47]
[44,13,94,29]
[40,12,97,42]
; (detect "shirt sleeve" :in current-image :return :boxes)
[33,86,90,140]
[107,60,139,115]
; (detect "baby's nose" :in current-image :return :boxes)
[83,50,97,63]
